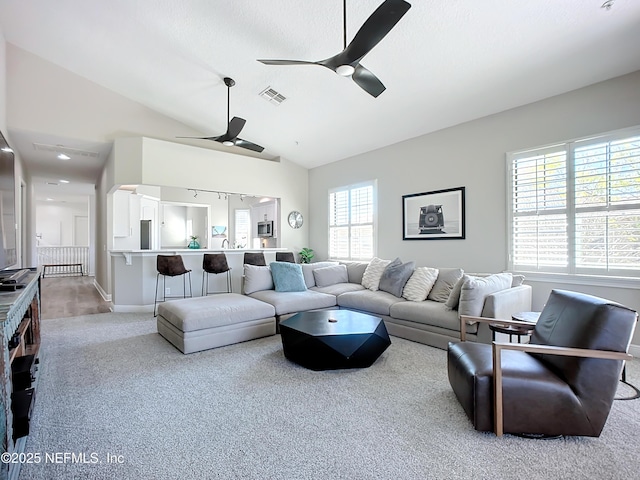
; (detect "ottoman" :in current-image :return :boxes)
[157,293,276,354]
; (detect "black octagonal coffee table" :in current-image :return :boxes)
[279,310,391,371]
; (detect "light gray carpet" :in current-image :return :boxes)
[19,312,640,480]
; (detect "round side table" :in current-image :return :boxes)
[490,311,540,343]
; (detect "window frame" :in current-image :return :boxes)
[328,180,377,261]
[507,126,640,284]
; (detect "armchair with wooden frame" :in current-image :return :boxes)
[447,289,637,437]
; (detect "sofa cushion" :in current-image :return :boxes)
[339,261,369,284]
[427,268,464,303]
[512,274,525,287]
[248,289,336,316]
[311,283,366,296]
[243,265,273,295]
[337,289,405,316]
[458,273,513,317]
[445,276,465,310]
[361,257,392,291]
[313,264,349,287]
[158,294,276,332]
[390,300,461,331]
[301,262,340,288]
[270,262,306,292]
[378,260,415,297]
[402,267,439,302]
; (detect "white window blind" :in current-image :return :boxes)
[508,128,640,278]
[329,182,376,260]
[234,209,250,249]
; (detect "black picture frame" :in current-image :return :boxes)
[402,187,465,240]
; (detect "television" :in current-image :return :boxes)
[0,129,17,271]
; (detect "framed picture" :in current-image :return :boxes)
[402,187,465,240]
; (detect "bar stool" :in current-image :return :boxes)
[243,252,266,266]
[202,253,232,295]
[154,255,192,317]
[275,252,295,263]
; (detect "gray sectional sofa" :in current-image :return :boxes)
[242,259,532,350]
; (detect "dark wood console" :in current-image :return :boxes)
[0,269,40,480]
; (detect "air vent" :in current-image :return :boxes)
[259,87,287,105]
[33,143,100,159]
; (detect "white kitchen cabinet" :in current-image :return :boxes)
[113,189,131,237]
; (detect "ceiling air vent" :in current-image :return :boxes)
[259,87,286,106]
[33,143,100,159]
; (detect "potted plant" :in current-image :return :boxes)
[188,235,200,249]
[299,247,314,264]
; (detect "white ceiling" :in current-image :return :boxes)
[1,0,640,194]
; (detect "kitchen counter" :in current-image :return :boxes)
[109,248,290,311]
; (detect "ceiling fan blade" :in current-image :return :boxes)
[226,116,246,139]
[351,64,386,98]
[258,59,319,66]
[176,135,221,141]
[341,0,411,65]
[234,138,265,153]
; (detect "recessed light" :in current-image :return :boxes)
[57,153,71,160]
[46,198,54,201]
[59,179,70,184]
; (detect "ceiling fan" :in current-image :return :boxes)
[177,77,264,153]
[257,0,411,98]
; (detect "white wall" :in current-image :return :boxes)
[1,29,29,270]
[309,70,640,346]
[111,136,308,253]
[0,28,6,132]
[35,201,88,245]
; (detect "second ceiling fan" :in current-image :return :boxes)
[258,0,411,98]
[178,77,264,153]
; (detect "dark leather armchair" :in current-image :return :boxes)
[448,289,637,437]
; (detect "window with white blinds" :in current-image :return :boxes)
[508,128,640,278]
[328,181,376,260]
[234,209,250,249]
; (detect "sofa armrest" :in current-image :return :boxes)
[481,285,532,320]
[492,341,632,436]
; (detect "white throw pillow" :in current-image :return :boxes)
[458,273,513,317]
[243,265,273,295]
[361,257,391,291]
[402,267,439,302]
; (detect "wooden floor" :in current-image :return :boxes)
[40,275,112,320]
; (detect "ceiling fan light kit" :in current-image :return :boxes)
[258,0,411,97]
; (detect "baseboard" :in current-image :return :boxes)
[93,278,112,302]
[112,304,154,313]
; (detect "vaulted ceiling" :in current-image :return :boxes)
[1,0,640,191]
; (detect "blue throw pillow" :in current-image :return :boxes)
[270,262,307,292]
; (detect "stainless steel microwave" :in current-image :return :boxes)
[257,221,273,237]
